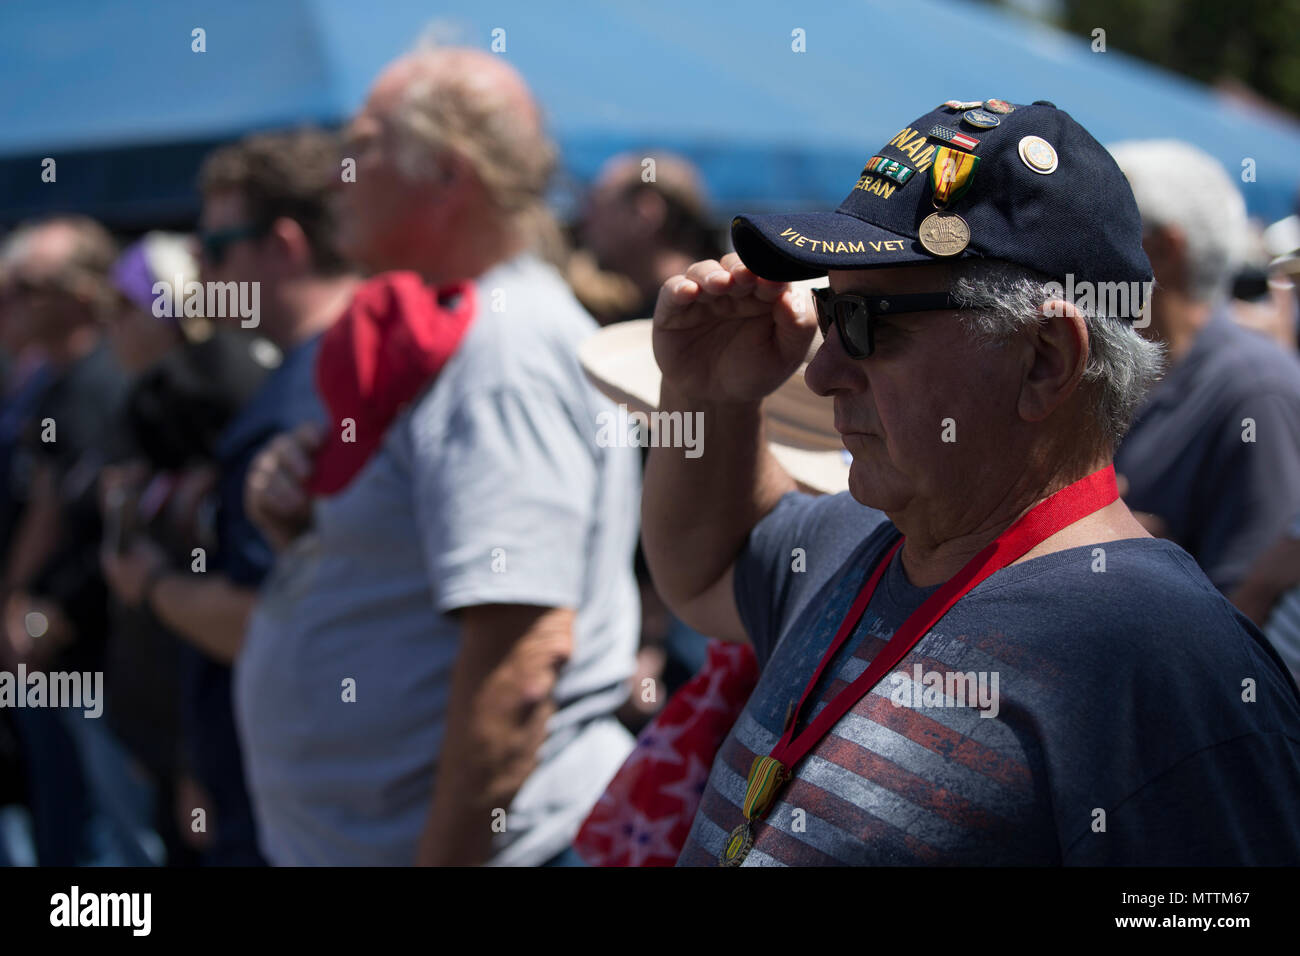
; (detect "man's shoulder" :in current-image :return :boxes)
[473,255,596,345]
[1204,317,1300,402]
[977,536,1221,623]
[422,256,598,408]
[32,343,128,452]
[973,537,1293,687]
[754,490,893,553]
[964,537,1300,760]
[45,341,127,407]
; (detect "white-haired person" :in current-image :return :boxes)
[1110,140,1300,596]
[642,99,1300,865]
[239,47,640,866]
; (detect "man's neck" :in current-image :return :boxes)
[268,275,361,351]
[414,210,525,286]
[1149,293,1216,367]
[894,455,1142,587]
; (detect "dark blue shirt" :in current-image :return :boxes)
[213,335,326,586]
[678,490,1300,866]
[1116,308,1300,593]
[182,334,325,865]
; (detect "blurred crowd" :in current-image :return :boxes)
[1,43,1299,866]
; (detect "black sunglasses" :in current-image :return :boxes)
[198,223,269,266]
[811,287,961,359]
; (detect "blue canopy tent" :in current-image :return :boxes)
[3,0,1299,229]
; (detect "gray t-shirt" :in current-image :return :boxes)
[234,255,641,865]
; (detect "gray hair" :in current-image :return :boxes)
[1108,139,1247,302]
[0,222,39,268]
[388,50,556,217]
[951,261,1165,449]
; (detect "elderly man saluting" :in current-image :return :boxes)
[644,99,1300,866]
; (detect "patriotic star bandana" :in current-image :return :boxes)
[574,641,759,866]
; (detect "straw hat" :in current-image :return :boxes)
[578,281,850,495]
[1265,214,1300,278]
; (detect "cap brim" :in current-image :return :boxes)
[578,319,850,496]
[1270,252,1300,278]
[732,210,934,281]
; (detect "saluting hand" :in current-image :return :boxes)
[652,253,816,404]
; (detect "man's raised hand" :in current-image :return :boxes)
[652,253,816,404]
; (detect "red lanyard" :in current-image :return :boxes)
[772,463,1118,769]
[721,464,1120,864]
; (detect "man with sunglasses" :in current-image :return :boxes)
[99,129,359,865]
[643,100,1300,865]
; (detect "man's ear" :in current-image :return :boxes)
[266,217,314,271]
[1018,298,1088,424]
[1142,224,1187,293]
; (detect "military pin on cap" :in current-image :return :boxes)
[1018,135,1059,174]
[962,108,1001,129]
[983,98,1015,114]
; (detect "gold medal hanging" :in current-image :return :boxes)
[919,146,978,257]
[918,211,972,257]
[718,755,789,866]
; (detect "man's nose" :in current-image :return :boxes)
[804,323,864,397]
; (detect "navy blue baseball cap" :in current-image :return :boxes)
[732,99,1152,294]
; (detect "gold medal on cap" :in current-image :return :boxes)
[918,211,971,257]
[919,145,978,256]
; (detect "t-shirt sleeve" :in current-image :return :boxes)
[411,384,597,614]
[1063,730,1300,865]
[733,490,891,668]
[1199,389,1300,592]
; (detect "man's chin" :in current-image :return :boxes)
[844,451,903,513]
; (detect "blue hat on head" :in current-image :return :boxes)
[732,99,1152,300]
